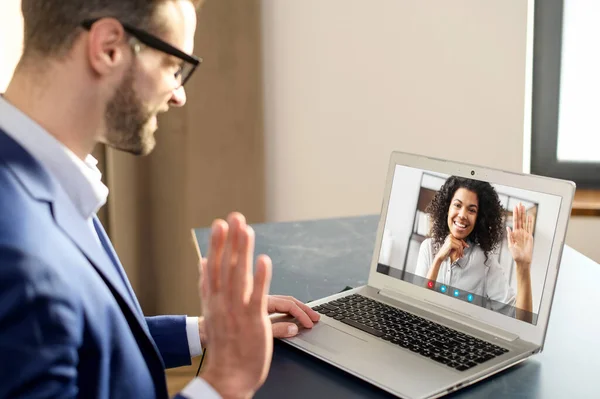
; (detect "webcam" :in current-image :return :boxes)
[471,170,475,176]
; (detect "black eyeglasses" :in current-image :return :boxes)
[81,18,202,88]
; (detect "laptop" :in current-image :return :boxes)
[276,151,575,398]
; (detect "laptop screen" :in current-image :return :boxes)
[377,165,562,325]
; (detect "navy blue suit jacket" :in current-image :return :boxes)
[0,129,193,398]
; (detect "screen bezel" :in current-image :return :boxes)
[367,151,575,346]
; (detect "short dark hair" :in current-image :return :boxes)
[21,0,203,59]
[426,176,505,261]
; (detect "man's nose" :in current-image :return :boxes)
[168,86,187,107]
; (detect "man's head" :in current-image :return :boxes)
[18,0,203,156]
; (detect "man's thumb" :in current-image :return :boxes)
[272,323,299,338]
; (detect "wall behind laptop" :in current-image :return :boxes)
[261,0,529,222]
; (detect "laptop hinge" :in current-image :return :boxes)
[378,288,519,342]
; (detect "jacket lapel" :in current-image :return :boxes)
[92,216,145,318]
[50,190,148,327]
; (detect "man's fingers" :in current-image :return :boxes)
[268,298,314,328]
[199,258,208,302]
[207,220,228,292]
[269,295,321,321]
[277,296,320,322]
[272,322,299,338]
[245,226,256,296]
[231,224,255,307]
[250,255,272,314]
[221,213,245,289]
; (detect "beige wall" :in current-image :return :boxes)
[0,0,23,92]
[566,217,600,262]
[261,0,529,221]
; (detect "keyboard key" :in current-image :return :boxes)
[431,355,449,364]
[340,318,384,337]
[419,348,432,357]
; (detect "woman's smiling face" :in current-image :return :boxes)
[447,188,479,240]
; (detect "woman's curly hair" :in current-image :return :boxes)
[426,176,504,261]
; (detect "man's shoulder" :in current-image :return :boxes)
[0,156,70,285]
[0,128,57,200]
[0,128,58,232]
[0,162,54,246]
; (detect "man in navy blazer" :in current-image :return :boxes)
[0,0,319,397]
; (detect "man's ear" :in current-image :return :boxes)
[86,18,129,77]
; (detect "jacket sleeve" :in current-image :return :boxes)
[146,315,192,368]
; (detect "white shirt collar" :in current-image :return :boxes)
[0,95,109,220]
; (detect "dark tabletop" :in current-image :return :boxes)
[193,215,599,399]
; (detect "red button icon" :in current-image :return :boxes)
[427,281,434,288]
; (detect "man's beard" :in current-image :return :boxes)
[104,67,157,156]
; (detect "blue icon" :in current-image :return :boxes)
[453,289,460,297]
[467,294,474,302]
[440,285,447,293]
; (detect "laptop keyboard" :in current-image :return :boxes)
[312,294,509,372]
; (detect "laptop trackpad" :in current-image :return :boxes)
[296,323,368,354]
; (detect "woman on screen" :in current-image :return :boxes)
[415,176,534,322]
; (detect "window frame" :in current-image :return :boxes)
[531,0,600,188]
